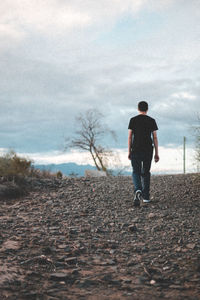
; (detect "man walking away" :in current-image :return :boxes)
[128,101,159,207]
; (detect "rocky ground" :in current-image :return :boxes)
[0,173,200,300]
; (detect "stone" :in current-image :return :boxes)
[50,273,69,281]
[65,257,77,265]
[84,170,107,177]
[148,212,156,218]
[186,243,196,249]
[128,224,137,232]
[1,240,21,250]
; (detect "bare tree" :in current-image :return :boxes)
[66,109,116,175]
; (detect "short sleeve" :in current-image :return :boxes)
[128,118,134,130]
[152,119,158,132]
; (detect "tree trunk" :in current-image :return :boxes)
[93,146,108,174]
[90,148,101,171]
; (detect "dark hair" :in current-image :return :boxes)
[138,101,148,112]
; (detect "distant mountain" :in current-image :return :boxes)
[34,162,97,177]
[34,162,131,177]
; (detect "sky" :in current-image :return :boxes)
[0,0,199,173]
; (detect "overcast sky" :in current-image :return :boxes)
[0,0,199,167]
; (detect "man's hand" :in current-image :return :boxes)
[153,131,159,163]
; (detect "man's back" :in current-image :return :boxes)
[128,114,158,152]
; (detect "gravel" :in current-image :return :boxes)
[0,173,199,299]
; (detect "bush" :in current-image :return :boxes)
[0,151,32,181]
[0,150,65,183]
[56,171,63,179]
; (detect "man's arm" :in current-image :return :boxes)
[153,131,159,162]
[128,129,132,160]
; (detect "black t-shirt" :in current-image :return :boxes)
[128,114,158,152]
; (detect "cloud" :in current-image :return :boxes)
[0,0,199,156]
[0,50,198,151]
[0,0,176,43]
[0,23,24,41]
[171,92,196,100]
[0,0,91,36]
[0,0,145,44]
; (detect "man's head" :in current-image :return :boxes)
[138,101,148,112]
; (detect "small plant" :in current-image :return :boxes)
[56,171,63,179]
[69,172,78,178]
[30,168,55,179]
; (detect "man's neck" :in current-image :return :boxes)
[139,111,147,115]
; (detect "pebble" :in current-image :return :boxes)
[50,273,69,281]
[148,212,156,218]
[128,224,137,232]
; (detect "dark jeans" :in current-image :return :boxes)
[131,149,153,200]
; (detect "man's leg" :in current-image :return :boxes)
[141,150,153,201]
[131,152,142,193]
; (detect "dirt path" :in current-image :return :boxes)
[0,174,199,299]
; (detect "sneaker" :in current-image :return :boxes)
[143,199,151,203]
[134,190,142,207]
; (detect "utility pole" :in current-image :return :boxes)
[183,136,186,174]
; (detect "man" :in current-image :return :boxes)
[128,101,159,206]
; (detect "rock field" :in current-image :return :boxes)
[0,173,200,300]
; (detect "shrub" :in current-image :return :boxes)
[30,167,59,179]
[56,171,63,179]
[0,151,32,181]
